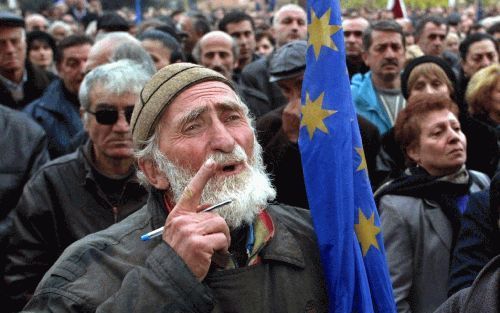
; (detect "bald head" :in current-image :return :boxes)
[272,4,307,47]
[85,32,141,73]
[193,31,238,80]
[25,14,48,32]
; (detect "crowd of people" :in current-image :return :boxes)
[0,0,498,312]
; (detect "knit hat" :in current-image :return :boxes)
[401,55,457,100]
[131,63,235,147]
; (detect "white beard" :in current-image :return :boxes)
[155,141,276,229]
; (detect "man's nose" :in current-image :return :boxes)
[4,40,16,53]
[113,110,131,132]
[384,47,396,58]
[480,56,493,68]
[208,118,235,153]
[212,55,223,67]
[345,34,355,42]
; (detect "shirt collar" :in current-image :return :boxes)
[0,69,27,90]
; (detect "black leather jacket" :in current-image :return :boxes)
[0,104,50,310]
[3,142,148,312]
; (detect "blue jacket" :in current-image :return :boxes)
[351,72,392,134]
[24,79,83,159]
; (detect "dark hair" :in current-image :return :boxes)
[459,32,497,60]
[487,22,500,36]
[395,93,459,161]
[27,31,56,55]
[55,34,94,64]
[138,29,185,63]
[218,10,255,32]
[414,16,446,38]
[186,11,211,36]
[255,29,275,46]
[362,20,405,51]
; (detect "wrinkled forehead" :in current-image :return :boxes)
[162,81,247,120]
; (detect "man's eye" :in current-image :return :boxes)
[225,114,241,122]
[184,123,200,132]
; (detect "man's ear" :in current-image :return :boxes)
[361,51,369,67]
[138,159,170,190]
[80,107,89,131]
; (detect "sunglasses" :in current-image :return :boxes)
[86,105,135,125]
[344,30,363,38]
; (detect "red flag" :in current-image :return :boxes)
[387,0,407,19]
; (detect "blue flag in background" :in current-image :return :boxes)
[135,0,142,24]
[298,1,396,312]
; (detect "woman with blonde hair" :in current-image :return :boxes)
[464,64,500,175]
[466,64,500,126]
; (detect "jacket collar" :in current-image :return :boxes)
[38,79,80,114]
[80,140,142,195]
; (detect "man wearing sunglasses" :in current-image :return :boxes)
[3,60,151,312]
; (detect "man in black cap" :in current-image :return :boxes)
[0,12,53,110]
[257,41,381,209]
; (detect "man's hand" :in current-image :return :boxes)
[281,98,301,143]
[162,160,230,281]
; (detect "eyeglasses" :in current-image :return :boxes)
[86,105,135,125]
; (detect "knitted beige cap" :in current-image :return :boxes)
[131,63,235,148]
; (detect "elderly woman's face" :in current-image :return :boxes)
[408,109,467,176]
[410,74,450,99]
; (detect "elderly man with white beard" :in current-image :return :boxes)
[22,63,328,313]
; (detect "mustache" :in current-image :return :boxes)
[206,145,248,166]
[211,66,226,74]
[381,59,399,67]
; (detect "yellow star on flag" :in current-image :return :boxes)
[301,92,336,139]
[308,8,341,59]
[355,147,367,172]
[354,208,381,256]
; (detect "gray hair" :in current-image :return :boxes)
[79,59,152,112]
[192,31,239,63]
[111,42,156,76]
[48,21,72,36]
[90,31,140,63]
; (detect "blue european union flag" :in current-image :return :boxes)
[298,1,396,312]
